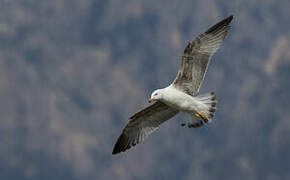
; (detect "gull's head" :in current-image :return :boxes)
[149,89,163,103]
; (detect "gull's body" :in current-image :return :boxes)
[112,15,233,154]
[154,85,210,114]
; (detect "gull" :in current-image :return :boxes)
[112,15,233,154]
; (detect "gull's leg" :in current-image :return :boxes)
[194,112,209,123]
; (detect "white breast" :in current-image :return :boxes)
[160,86,197,112]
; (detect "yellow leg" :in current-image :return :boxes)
[195,112,208,123]
[195,113,201,118]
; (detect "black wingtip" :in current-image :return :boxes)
[112,144,120,154]
[205,15,234,34]
[112,145,120,155]
[112,150,119,155]
[112,134,124,155]
[223,15,234,24]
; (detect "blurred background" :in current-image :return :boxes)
[0,0,290,179]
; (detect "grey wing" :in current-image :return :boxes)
[112,102,179,154]
[173,15,233,95]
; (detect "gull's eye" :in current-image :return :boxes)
[154,93,158,96]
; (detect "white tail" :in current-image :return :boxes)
[181,92,217,128]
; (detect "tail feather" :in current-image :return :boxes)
[181,92,217,128]
[181,113,205,128]
[195,92,217,122]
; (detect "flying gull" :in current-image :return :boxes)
[112,15,233,154]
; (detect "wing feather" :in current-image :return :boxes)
[112,102,178,154]
[173,15,233,95]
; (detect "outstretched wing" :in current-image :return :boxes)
[112,102,178,154]
[173,15,233,95]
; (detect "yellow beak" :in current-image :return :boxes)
[148,98,154,103]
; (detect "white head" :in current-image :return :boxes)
[148,89,164,103]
